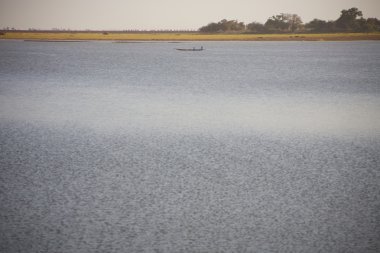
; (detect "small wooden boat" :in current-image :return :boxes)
[176,46,204,51]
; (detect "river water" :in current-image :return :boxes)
[0,40,379,252]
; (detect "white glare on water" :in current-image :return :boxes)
[1,88,379,136]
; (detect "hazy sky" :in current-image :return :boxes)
[1,0,379,30]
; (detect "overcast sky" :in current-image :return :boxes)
[1,0,379,30]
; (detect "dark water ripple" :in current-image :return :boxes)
[1,122,379,252]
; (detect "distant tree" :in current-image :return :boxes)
[265,14,289,32]
[364,18,380,32]
[199,19,245,33]
[288,14,303,32]
[223,19,246,32]
[199,22,221,32]
[306,7,367,33]
[264,13,303,33]
[354,17,380,32]
[305,19,336,32]
[246,22,267,33]
[335,7,363,31]
[305,19,327,32]
[356,18,368,32]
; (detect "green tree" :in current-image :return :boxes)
[264,13,303,33]
[305,19,327,32]
[335,7,363,31]
[246,22,267,33]
[199,22,221,32]
[199,19,245,33]
[305,19,336,32]
[220,19,245,32]
[288,14,303,32]
[265,14,289,32]
[364,18,380,32]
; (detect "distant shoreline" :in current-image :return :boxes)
[1,32,380,41]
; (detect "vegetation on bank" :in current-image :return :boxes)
[1,32,380,41]
[199,7,380,33]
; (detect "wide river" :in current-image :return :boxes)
[0,40,379,252]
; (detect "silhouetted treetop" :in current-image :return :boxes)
[199,19,245,33]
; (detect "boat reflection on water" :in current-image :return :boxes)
[176,46,204,51]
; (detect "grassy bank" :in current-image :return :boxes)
[1,32,380,41]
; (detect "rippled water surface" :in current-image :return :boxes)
[1,40,380,252]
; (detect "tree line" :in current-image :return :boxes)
[199,7,380,33]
